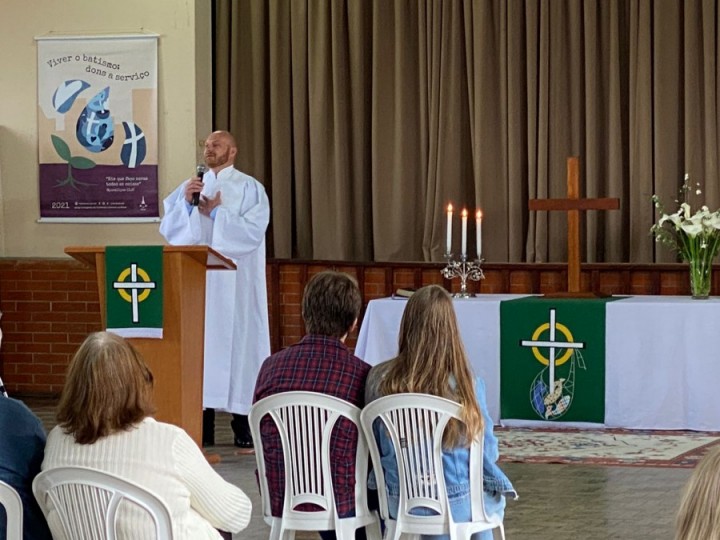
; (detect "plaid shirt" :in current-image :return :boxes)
[253,334,371,518]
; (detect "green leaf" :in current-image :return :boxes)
[51,135,71,161]
[69,156,96,169]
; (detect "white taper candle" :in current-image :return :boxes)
[446,203,453,254]
[461,208,468,257]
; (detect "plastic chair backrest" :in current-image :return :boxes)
[32,466,174,540]
[360,393,504,540]
[250,391,380,540]
[0,480,23,540]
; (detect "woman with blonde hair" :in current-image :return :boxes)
[676,446,720,540]
[42,331,251,539]
[365,285,515,540]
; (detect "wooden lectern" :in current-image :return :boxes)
[65,246,235,447]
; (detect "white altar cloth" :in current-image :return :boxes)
[357,294,720,431]
[605,295,720,431]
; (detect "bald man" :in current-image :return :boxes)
[160,131,271,450]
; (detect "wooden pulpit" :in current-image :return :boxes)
[65,245,235,447]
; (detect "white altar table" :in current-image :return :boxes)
[356,295,720,431]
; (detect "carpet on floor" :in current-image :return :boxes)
[496,427,720,467]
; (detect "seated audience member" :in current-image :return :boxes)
[676,445,720,540]
[253,271,372,539]
[0,396,52,540]
[364,285,516,540]
[41,332,251,540]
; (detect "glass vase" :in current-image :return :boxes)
[688,258,712,299]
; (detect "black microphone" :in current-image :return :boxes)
[191,165,207,206]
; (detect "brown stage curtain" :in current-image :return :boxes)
[213,0,720,263]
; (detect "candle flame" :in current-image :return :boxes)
[447,203,453,213]
[476,210,482,219]
[461,208,468,217]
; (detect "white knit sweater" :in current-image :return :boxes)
[42,417,251,539]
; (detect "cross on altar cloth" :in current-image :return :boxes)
[528,157,619,295]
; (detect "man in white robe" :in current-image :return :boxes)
[159,130,270,449]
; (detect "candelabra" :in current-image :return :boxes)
[441,253,485,298]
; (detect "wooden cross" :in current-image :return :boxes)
[528,157,620,295]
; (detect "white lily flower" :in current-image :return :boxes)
[696,207,711,225]
[709,213,720,230]
[681,220,703,237]
[689,214,706,232]
[651,182,720,270]
[680,203,691,219]
[667,212,683,228]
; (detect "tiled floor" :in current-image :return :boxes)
[29,398,691,540]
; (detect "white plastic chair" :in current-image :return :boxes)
[360,394,505,540]
[32,466,174,540]
[0,480,23,540]
[249,391,381,540]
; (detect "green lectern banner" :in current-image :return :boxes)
[500,296,624,423]
[105,246,163,338]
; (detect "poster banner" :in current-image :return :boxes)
[500,297,624,424]
[36,34,159,221]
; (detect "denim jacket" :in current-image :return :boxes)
[365,363,517,501]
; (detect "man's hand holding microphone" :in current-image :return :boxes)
[184,165,222,216]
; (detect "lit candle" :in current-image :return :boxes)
[476,209,482,258]
[461,208,468,257]
[446,203,453,254]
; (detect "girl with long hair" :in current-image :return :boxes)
[365,285,516,539]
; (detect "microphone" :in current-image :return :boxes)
[191,164,207,206]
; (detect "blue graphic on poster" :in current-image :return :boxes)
[52,79,90,113]
[76,87,114,153]
[120,122,147,168]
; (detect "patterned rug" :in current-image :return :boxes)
[28,398,719,468]
[497,427,720,468]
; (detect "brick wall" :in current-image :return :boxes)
[0,257,704,395]
[0,259,101,394]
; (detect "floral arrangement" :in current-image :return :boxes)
[651,174,720,298]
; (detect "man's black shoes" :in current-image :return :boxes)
[202,408,216,447]
[231,413,253,449]
[234,436,253,449]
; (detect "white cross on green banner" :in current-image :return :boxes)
[500,297,624,423]
[105,246,163,338]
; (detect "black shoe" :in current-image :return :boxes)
[231,413,253,448]
[234,435,254,449]
[202,408,216,447]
